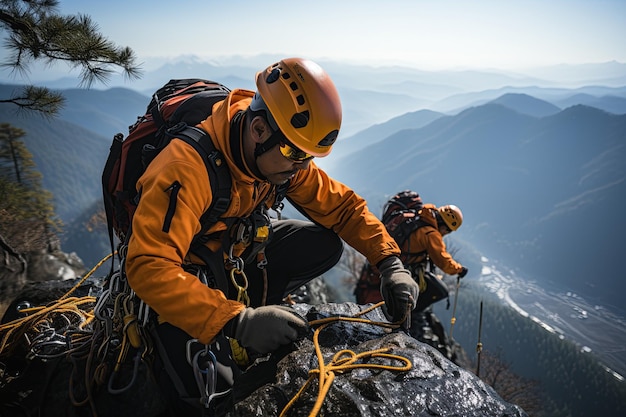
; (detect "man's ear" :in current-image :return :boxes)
[250,116,272,144]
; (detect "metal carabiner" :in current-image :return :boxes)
[230,268,250,306]
[188,344,226,409]
[227,244,245,271]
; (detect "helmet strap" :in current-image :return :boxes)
[254,128,285,158]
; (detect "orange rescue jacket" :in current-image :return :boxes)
[125,88,400,344]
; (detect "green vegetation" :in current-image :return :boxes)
[0,0,141,328]
[0,123,57,252]
[0,0,140,253]
[435,282,626,417]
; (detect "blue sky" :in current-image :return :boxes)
[47,0,625,71]
[0,0,625,84]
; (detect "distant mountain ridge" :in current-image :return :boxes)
[330,103,626,311]
[430,85,626,114]
[57,87,149,138]
[489,93,561,117]
[1,63,625,310]
[331,109,445,160]
[10,56,626,137]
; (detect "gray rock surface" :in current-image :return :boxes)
[1,278,527,416]
[228,302,527,417]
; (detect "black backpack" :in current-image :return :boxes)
[355,190,448,307]
[102,78,290,246]
[381,190,427,251]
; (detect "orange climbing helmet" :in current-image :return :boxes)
[438,205,463,231]
[253,57,342,157]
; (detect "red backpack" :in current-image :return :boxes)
[101,79,232,250]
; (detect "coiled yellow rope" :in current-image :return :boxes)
[279,302,412,417]
[2,256,413,417]
[0,253,114,356]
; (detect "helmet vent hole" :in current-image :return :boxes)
[289,81,298,91]
[291,111,309,128]
[318,130,339,146]
[296,95,305,105]
[266,68,280,84]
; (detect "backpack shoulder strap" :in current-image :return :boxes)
[167,124,233,296]
[168,124,232,239]
[102,133,125,262]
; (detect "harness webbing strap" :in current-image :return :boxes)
[167,125,234,298]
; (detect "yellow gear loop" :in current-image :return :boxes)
[228,338,250,367]
[417,269,427,293]
[122,295,143,349]
[279,302,412,417]
[227,239,250,306]
[229,267,250,306]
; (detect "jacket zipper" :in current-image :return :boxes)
[162,181,182,233]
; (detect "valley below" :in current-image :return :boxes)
[475,256,626,381]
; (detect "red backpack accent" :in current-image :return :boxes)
[354,262,382,304]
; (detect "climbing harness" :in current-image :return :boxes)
[279,302,412,417]
[225,206,274,307]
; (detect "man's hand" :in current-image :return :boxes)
[378,256,418,325]
[234,305,309,354]
[458,267,468,278]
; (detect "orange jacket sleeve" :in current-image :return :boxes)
[417,227,463,275]
[285,162,400,267]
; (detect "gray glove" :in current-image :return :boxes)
[234,305,309,354]
[378,256,418,325]
[458,267,468,278]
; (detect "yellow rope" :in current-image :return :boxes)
[59,252,115,301]
[279,302,412,417]
[0,253,114,356]
[2,257,413,417]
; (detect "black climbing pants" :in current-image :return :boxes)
[150,219,343,415]
[241,218,344,306]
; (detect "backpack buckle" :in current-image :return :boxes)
[165,121,188,136]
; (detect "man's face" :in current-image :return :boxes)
[256,144,312,185]
[438,224,452,236]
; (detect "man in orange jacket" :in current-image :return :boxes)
[400,203,468,345]
[355,202,468,344]
[398,203,467,279]
[124,57,419,412]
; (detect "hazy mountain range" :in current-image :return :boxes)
[327,99,626,311]
[3,58,626,416]
[2,59,625,313]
